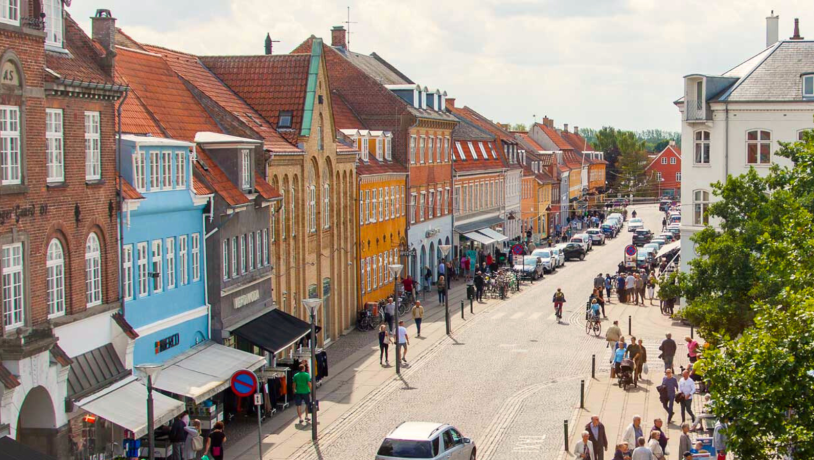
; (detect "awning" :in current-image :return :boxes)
[231,309,312,355]
[75,376,184,439]
[477,227,508,243]
[454,215,504,234]
[463,231,496,245]
[657,240,680,258]
[152,341,266,403]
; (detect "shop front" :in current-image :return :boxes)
[453,216,510,273]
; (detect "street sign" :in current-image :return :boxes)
[230,369,258,398]
[513,255,524,266]
[624,245,637,257]
[511,244,524,255]
[254,394,262,406]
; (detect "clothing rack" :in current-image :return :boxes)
[264,367,290,410]
[292,348,327,388]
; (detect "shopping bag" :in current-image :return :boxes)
[202,456,211,460]
[643,363,649,375]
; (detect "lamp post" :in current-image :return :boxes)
[301,297,323,441]
[439,245,451,335]
[136,363,163,460]
[387,263,404,374]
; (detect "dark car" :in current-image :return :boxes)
[632,228,653,247]
[562,242,586,261]
[659,199,672,211]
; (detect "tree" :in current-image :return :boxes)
[511,123,527,132]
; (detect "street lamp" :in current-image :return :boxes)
[387,263,404,374]
[439,245,452,335]
[135,363,162,460]
[301,297,323,441]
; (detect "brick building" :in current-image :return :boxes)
[645,141,682,198]
[0,6,126,457]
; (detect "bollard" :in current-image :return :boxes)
[691,326,694,339]
[580,380,585,409]
[470,297,473,314]
[564,420,569,451]
[628,315,632,335]
[461,300,465,319]
[592,355,596,379]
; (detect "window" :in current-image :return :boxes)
[437,188,443,215]
[410,135,416,164]
[278,111,293,128]
[162,151,172,189]
[222,240,229,281]
[45,239,67,318]
[134,150,146,191]
[479,143,489,160]
[384,187,389,220]
[378,187,383,222]
[263,229,269,266]
[281,190,286,239]
[419,136,425,163]
[241,149,251,190]
[121,244,133,301]
[360,259,365,293]
[361,136,369,161]
[366,257,371,291]
[0,0,18,25]
[410,193,417,223]
[138,242,148,296]
[694,131,710,164]
[149,238,162,294]
[2,243,23,329]
[0,106,20,185]
[323,182,330,229]
[456,141,465,161]
[248,233,254,271]
[317,115,324,152]
[240,235,246,274]
[176,151,186,188]
[803,75,814,98]
[676,172,682,182]
[364,189,370,223]
[165,237,175,289]
[150,151,161,191]
[428,137,434,163]
[85,112,101,180]
[454,186,460,214]
[436,136,442,163]
[369,189,377,223]
[179,235,188,286]
[255,231,262,268]
[290,187,295,236]
[375,137,382,161]
[468,142,477,160]
[661,157,667,165]
[386,136,392,160]
[419,192,426,221]
[230,237,237,278]
[401,186,405,216]
[670,157,677,165]
[86,234,102,306]
[800,130,809,141]
[428,190,434,218]
[360,192,365,225]
[747,130,772,164]
[693,190,710,226]
[308,168,317,232]
[390,186,396,219]
[378,255,384,285]
[46,109,64,183]
[655,172,662,181]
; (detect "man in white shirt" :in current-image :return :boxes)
[678,369,696,423]
[396,320,410,363]
[625,274,635,304]
[622,415,644,449]
[384,297,396,333]
[574,431,595,459]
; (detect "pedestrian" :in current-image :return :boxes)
[678,369,696,423]
[438,259,446,284]
[660,369,679,423]
[647,431,664,460]
[713,420,729,458]
[661,217,667,230]
[552,288,566,320]
[474,271,485,302]
[168,412,188,460]
[423,266,432,293]
[396,320,410,364]
[678,423,692,456]
[184,419,201,460]
[622,415,644,448]
[604,274,613,302]
[651,418,669,453]
[293,364,312,424]
[636,338,647,382]
[574,431,595,459]
[612,443,628,460]
[617,273,627,303]
[633,274,644,305]
[659,333,677,372]
[605,321,622,349]
[594,273,605,294]
[625,273,635,304]
[592,288,607,318]
[631,437,652,460]
[626,337,642,386]
[585,415,609,460]
[401,275,415,302]
[384,297,396,333]
[378,324,391,366]
[203,421,226,460]
[685,336,699,363]
[646,274,656,304]
[412,301,424,338]
[614,340,627,377]
[461,255,470,277]
[446,259,455,284]
[437,275,446,303]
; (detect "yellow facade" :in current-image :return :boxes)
[589,163,606,191]
[569,168,582,200]
[536,181,553,237]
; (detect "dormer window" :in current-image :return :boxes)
[43,0,63,47]
[241,149,252,190]
[278,111,293,128]
[0,0,18,25]
[361,136,369,161]
[804,75,814,99]
[385,135,392,160]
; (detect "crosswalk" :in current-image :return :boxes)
[490,310,550,321]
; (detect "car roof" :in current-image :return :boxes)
[387,422,447,441]
[531,249,551,255]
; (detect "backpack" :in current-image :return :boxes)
[554,292,565,302]
[169,419,186,443]
[191,433,204,451]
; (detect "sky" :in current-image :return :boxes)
[70,0,813,132]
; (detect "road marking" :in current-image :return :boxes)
[529,312,544,320]
[510,311,524,319]
[491,312,506,319]
[512,435,547,452]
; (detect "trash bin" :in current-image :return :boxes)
[467,285,475,300]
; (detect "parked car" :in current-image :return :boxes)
[571,234,592,252]
[659,199,672,211]
[650,238,666,248]
[643,243,661,255]
[608,213,625,223]
[376,422,476,460]
[585,228,606,245]
[667,224,681,238]
[636,251,653,268]
[658,233,675,243]
[628,218,644,232]
[550,246,566,267]
[562,242,586,261]
[531,249,557,273]
[601,222,618,238]
[514,255,545,280]
[632,228,653,246]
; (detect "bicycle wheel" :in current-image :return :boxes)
[593,321,602,337]
[371,313,382,328]
[585,321,591,335]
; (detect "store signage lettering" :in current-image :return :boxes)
[234,290,259,309]
[0,203,48,225]
[155,333,180,354]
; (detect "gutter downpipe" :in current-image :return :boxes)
[202,194,213,340]
[724,101,730,181]
[357,172,362,312]
[116,88,129,316]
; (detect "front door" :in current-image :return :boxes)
[441,428,466,460]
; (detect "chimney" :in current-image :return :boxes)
[91,9,116,74]
[574,126,579,134]
[563,123,569,133]
[766,11,779,47]
[542,116,553,128]
[790,18,804,40]
[445,98,456,109]
[669,140,676,146]
[332,26,347,49]
[264,33,272,55]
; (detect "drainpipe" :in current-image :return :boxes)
[201,195,213,340]
[356,173,362,312]
[116,88,129,316]
[724,102,730,181]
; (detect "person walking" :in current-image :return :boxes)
[203,421,226,460]
[437,259,446,286]
[685,336,700,363]
[437,275,446,303]
[633,275,645,305]
[412,301,424,338]
[474,271,485,302]
[384,297,396,333]
[660,369,679,423]
[605,321,622,349]
[461,255,470,277]
[378,324,391,366]
[631,437,652,460]
[446,259,455,284]
[713,420,729,458]
[647,432,665,460]
[650,418,669,452]
[396,320,410,363]
[625,273,636,304]
[183,419,201,460]
[659,333,677,372]
[594,273,605,296]
[614,340,627,377]
[293,364,312,424]
[423,266,432,293]
[585,415,609,460]
[622,416,644,448]
[636,338,647,382]
[168,412,188,460]
[574,431,595,459]
[617,273,627,303]
[638,274,647,305]
[604,274,613,302]
[661,217,667,231]
[553,288,566,320]
[678,369,696,423]
[646,274,657,304]
[678,423,692,456]
[626,337,643,386]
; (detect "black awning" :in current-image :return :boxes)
[232,309,312,355]
[0,436,57,460]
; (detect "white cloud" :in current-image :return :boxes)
[70,0,814,131]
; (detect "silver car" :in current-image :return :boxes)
[550,246,566,267]
[531,249,557,273]
[376,422,476,460]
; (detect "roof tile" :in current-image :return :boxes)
[45,13,112,85]
[534,123,573,151]
[117,177,144,200]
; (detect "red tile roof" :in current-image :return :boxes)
[535,123,573,151]
[0,363,20,389]
[452,140,504,173]
[117,177,144,200]
[199,54,311,143]
[195,147,251,206]
[192,177,214,196]
[560,131,590,152]
[45,13,112,85]
[331,91,366,130]
[447,104,521,170]
[562,151,585,169]
[49,344,74,366]
[514,132,546,152]
[358,155,408,176]
[254,173,282,200]
[119,92,163,136]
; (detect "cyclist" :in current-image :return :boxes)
[401,275,415,305]
[588,298,601,324]
[552,288,566,320]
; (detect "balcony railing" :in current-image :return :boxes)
[685,99,711,122]
[21,16,45,31]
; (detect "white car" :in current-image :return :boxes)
[550,246,566,267]
[628,218,644,232]
[570,235,591,252]
[577,233,593,250]
[531,249,557,273]
[585,228,606,245]
[377,422,476,460]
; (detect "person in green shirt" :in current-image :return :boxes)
[292,364,312,424]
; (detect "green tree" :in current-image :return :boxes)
[511,123,527,132]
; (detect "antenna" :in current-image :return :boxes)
[345,6,358,51]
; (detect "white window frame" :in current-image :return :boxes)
[378,187,383,222]
[248,233,254,271]
[411,193,417,223]
[428,190,434,219]
[676,172,682,182]
[0,0,19,26]
[694,130,710,165]
[661,157,667,165]
[176,151,186,189]
[166,237,176,289]
[231,237,238,278]
[420,136,426,164]
[360,258,366,293]
[419,192,426,221]
[384,187,389,221]
[150,239,162,294]
[803,75,814,98]
[138,242,148,296]
[134,150,146,191]
[0,105,20,185]
[256,231,262,267]
[468,142,478,160]
[370,189,377,223]
[150,151,161,191]
[445,137,450,162]
[44,0,64,46]
[222,239,229,281]
[121,244,133,301]
[410,135,416,164]
[2,243,23,329]
[693,190,710,226]
[746,129,772,165]
[386,136,392,160]
[241,149,251,190]
[85,111,101,181]
[263,229,269,266]
[401,186,405,216]
[290,187,296,237]
[179,235,188,286]
[281,190,286,239]
[391,185,396,218]
[86,234,102,306]
[240,234,247,274]
[376,137,383,161]
[670,157,677,165]
[323,182,330,229]
[162,151,173,190]
[46,108,64,183]
[428,137,434,164]
[308,183,317,232]
[191,233,200,282]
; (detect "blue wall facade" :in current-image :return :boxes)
[120,138,209,366]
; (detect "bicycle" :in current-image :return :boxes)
[585,313,602,336]
[553,300,564,320]
[356,309,374,332]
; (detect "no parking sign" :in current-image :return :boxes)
[230,369,258,397]
[624,245,637,267]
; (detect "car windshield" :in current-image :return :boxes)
[533,250,551,258]
[377,439,434,458]
[630,218,642,223]
[523,256,539,264]
[587,229,599,234]
[566,244,579,249]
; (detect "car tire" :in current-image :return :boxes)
[470,449,477,460]
[579,253,585,261]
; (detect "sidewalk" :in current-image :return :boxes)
[228,273,532,459]
[562,297,707,459]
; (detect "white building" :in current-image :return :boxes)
[676,15,814,272]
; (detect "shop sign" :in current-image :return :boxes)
[234,290,260,309]
[155,333,180,354]
[0,203,48,225]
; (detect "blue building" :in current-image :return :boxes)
[119,135,212,366]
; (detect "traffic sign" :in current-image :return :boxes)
[624,245,637,257]
[254,394,262,406]
[230,369,258,398]
[511,244,524,255]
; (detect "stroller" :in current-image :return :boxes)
[617,358,636,389]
